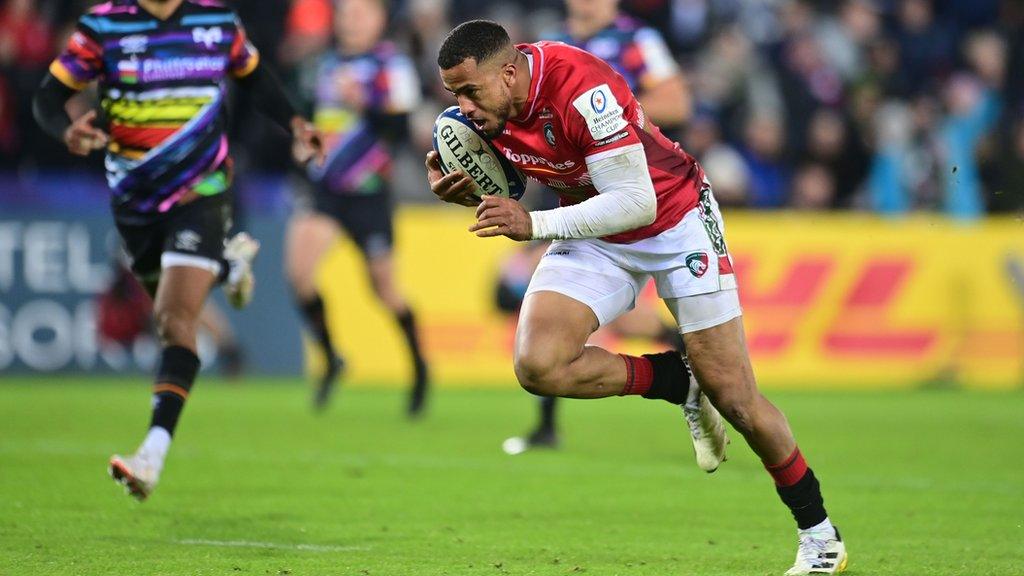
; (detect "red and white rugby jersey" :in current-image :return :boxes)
[491,41,703,244]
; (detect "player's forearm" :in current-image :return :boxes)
[529,145,656,240]
[234,63,300,134]
[32,73,77,142]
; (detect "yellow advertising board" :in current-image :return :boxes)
[316,207,1023,389]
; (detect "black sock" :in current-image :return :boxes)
[641,351,691,405]
[658,326,686,353]
[395,309,428,385]
[777,468,829,530]
[537,395,557,433]
[150,346,200,436]
[298,294,336,361]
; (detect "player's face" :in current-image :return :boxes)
[441,57,514,138]
[565,0,618,20]
[336,0,386,53]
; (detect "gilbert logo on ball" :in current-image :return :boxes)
[432,106,526,200]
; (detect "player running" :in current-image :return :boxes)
[287,0,430,414]
[33,0,322,501]
[503,0,692,454]
[426,21,846,575]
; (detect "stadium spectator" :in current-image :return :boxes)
[790,163,837,210]
[804,109,869,207]
[741,111,791,208]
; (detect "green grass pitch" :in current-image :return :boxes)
[1,378,1022,575]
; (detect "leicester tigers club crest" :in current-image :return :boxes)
[544,122,556,148]
[686,252,709,278]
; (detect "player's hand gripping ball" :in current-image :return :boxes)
[430,106,526,204]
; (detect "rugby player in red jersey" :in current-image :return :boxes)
[425,20,846,575]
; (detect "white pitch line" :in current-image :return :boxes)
[176,539,369,553]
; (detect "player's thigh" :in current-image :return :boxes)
[154,265,217,318]
[519,246,644,367]
[516,290,598,372]
[285,211,339,285]
[668,293,756,404]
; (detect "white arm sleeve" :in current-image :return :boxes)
[529,144,657,240]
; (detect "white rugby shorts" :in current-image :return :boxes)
[525,182,741,333]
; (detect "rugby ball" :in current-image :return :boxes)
[432,106,526,200]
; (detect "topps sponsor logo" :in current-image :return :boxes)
[594,130,629,148]
[503,152,576,172]
[438,124,505,196]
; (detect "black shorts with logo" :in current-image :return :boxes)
[113,193,233,282]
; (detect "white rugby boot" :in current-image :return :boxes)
[108,450,163,501]
[223,232,260,309]
[682,368,729,473]
[785,523,848,575]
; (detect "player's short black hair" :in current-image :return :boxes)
[437,20,512,70]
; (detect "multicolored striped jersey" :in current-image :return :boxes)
[49,0,260,213]
[548,16,678,93]
[302,42,420,195]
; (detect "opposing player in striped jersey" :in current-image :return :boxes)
[287,0,430,415]
[503,0,693,454]
[427,21,846,575]
[33,0,323,501]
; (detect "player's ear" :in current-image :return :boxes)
[501,61,517,89]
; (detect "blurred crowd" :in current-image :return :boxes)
[2,0,1023,216]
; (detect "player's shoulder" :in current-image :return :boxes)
[533,41,607,78]
[532,41,622,94]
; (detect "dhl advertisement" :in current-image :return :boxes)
[317,207,1024,389]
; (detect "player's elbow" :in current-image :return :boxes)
[625,190,657,229]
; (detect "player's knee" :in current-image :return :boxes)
[154,308,196,347]
[513,349,565,396]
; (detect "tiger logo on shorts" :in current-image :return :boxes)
[686,252,709,278]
